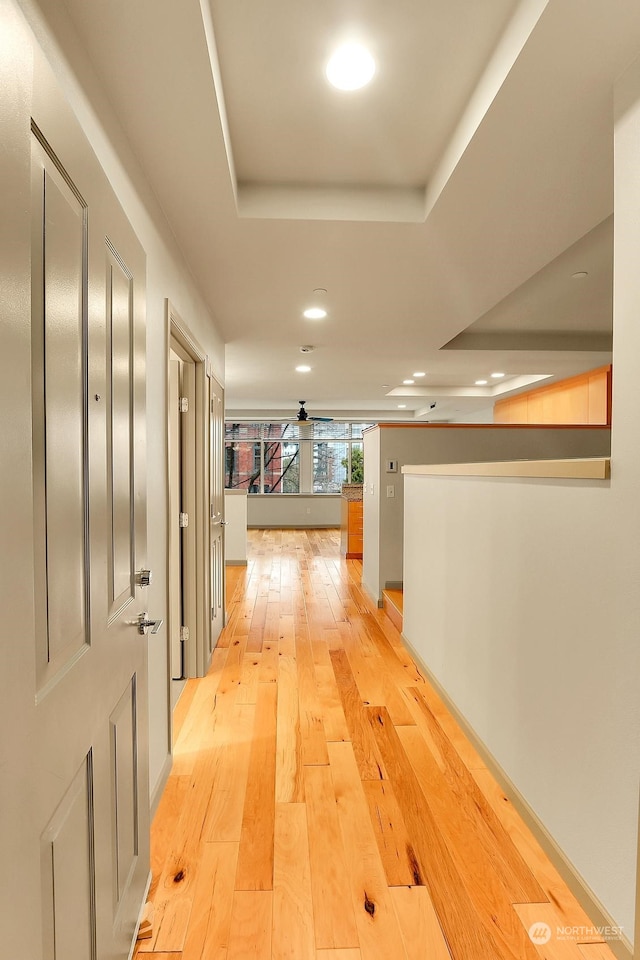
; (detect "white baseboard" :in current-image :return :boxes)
[360,578,383,608]
[247,524,338,529]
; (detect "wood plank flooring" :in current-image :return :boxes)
[137,528,616,960]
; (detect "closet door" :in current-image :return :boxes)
[0,27,151,958]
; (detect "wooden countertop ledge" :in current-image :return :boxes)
[402,458,610,480]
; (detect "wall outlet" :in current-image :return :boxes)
[386,484,395,498]
[306,507,311,514]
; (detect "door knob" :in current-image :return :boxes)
[137,612,164,635]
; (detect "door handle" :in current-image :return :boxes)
[137,612,164,635]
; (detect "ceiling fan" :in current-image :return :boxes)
[295,401,333,423]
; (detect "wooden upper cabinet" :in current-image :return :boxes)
[493,366,611,425]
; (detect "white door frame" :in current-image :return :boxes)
[165,301,211,680]
[167,351,186,687]
[635,795,640,960]
[208,370,226,648]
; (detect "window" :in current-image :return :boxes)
[313,440,348,493]
[224,422,372,494]
[263,440,300,493]
[312,421,349,439]
[350,441,364,482]
[225,439,261,492]
[225,422,261,439]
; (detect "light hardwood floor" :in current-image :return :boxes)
[137,528,616,960]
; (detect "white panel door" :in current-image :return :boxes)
[0,23,151,960]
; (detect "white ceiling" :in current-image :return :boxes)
[210,0,518,188]
[52,0,640,420]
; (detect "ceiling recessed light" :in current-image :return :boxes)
[397,404,407,409]
[413,372,426,377]
[326,42,376,91]
[403,379,415,385]
[382,384,389,388]
[475,380,488,386]
[313,287,327,295]
[296,365,311,373]
[491,372,505,378]
[572,271,588,280]
[303,307,327,320]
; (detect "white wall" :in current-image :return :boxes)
[364,425,611,602]
[401,58,640,944]
[247,495,341,528]
[362,427,381,603]
[16,0,225,804]
[403,469,637,940]
[224,490,248,564]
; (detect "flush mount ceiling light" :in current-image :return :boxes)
[413,372,426,377]
[572,271,588,280]
[403,379,415,385]
[491,372,505,379]
[326,42,376,91]
[475,380,488,386]
[303,307,327,320]
[296,365,312,373]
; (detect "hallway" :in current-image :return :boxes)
[136,529,614,960]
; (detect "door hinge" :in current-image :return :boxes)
[180,625,189,643]
[179,396,189,413]
[211,606,215,621]
[179,511,189,528]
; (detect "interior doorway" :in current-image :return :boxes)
[167,347,193,688]
[166,303,224,713]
